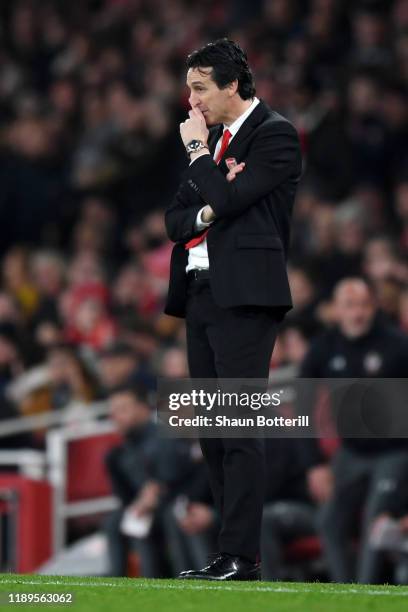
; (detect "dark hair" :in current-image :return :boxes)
[333,275,377,297]
[46,342,98,389]
[187,38,256,100]
[109,382,150,406]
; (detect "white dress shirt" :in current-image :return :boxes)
[186,97,260,272]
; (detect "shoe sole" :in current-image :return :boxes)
[177,569,261,581]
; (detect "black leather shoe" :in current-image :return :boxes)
[177,553,261,581]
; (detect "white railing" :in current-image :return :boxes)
[0,449,47,480]
[46,420,120,555]
[0,401,110,439]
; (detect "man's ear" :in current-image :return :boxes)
[227,79,239,97]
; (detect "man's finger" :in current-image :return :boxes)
[226,164,245,182]
[228,162,245,173]
[192,106,205,121]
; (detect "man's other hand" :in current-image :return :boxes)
[226,159,245,182]
[201,205,216,223]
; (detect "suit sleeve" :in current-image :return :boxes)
[164,177,208,243]
[184,121,301,219]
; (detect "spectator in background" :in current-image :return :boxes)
[399,287,408,333]
[332,200,365,277]
[162,440,217,577]
[345,70,388,188]
[304,198,367,304]
[287,265,319,325]
[79,197,118,258]
[30,250,66,305]
[31,319,63,361]
[60,256,117,353]
[14,342,98,448]
[0,395,34,451]
[103,384,166,577]
[111,264,159,327]
[394,178,408,251]
[2,247,39,322]
[279,320,319,368]
[154,345,189,380]
[349,3,392,69]
[269,318,318,380]
[0,323,24,394]
[20,343,97,416]
[362,236,408,323]
[297,277,408,583]
[381,81,408,185]
[261,437,319,581]
[45,343,97,410]
[367,490,408,584]
[104,383,211,577]
[28,250,66,356]
[96,342,155,397]
[64,295,117,352]
[0,317,34,449]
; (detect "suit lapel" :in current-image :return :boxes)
[208,124,223,156]
[216,100,270,173]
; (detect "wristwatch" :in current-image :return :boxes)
[185,139,208,157]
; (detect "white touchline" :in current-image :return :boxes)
[0,579,408,597]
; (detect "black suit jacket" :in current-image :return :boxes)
[164,100,302,319]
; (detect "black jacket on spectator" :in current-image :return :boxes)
[105,424,211,507]
[264,438,311,504]
[104,421,161,506]
[297,318,408,467]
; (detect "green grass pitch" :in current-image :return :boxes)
[1,573,408,611]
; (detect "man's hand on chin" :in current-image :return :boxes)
[180,108,246,223]
[179,107,209,146]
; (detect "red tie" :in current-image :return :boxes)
[214,128,232,164]
[185,128,232,250]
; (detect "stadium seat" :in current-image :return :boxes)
[66,432,122,502]
[285,536,323,562]
[0,474,52,573]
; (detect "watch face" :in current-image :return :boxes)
[188,140,201,150]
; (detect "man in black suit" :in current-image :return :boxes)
[164,39,302,580]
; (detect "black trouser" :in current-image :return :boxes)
[261,500,316,580]
[318,446,408,583]
[103,507,167,577]
[185,277,279,562]
[162,504,218,576]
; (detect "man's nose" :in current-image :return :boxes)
[189,92,199,108]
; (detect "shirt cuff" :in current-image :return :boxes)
[195,207,213,230]
[189,150,210,166]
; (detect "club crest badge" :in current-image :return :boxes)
[225,157,237,170]
[329,355,347,371]
[363,352,382,374]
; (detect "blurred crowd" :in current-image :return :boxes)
[0,0,408,584]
